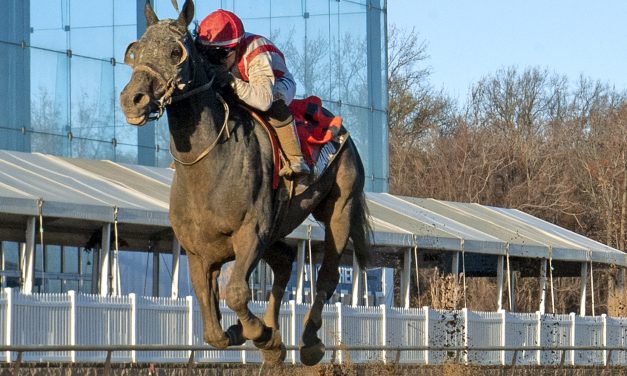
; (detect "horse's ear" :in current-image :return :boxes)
[177,0,194,28]
[145,1,159,27]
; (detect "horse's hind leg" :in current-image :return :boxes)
[188,254,229,349]
[300,198,354,366]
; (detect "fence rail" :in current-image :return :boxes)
[2,288,627,365]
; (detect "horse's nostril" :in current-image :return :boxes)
[133,93,149,106]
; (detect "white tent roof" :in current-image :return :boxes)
[0,150,624,267]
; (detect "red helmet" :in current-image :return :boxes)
[197,9,244,48]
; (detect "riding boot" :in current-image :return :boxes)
[273,117,311,178]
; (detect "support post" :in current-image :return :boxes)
[539,259,548,314]
[400,249,411,309]
[380,304,386,363]
[22,217,36,294]
[351,252,362,307]
[580,262,588,316]
[500,309,506,366]
[130,293,137,363]
[570,312,576,365]
[509,270,517,312]
[381,267,394,306]
[336,302,343,364]
[423,306,430,365]
[171,238,181,299]
[536,311,542,366]
[496,255,504,311]
[290,300,297,364]
[451,251,460,280]
[152,248,160,297]
[99,223,111,296]
[186,295,193,361]
[69,290,76,362]
[5,288,12,363]
[602,313,607,366]
[295,241,306,304]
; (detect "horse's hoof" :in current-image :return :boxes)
[300,340,325,366]
[253,327,282,350]
[225,323,246,346]
[261,343,287,365]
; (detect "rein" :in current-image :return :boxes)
[169,93,231,166]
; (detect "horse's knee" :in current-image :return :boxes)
[225,279,251,313]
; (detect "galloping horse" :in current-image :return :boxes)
[120,0,370,365]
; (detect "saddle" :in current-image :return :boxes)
[243,96,350,193]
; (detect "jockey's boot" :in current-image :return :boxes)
[274,117,311,178]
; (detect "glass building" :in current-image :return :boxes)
[0,0,388,295]
[0,0,388,190]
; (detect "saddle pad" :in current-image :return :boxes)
[288,96,343,167]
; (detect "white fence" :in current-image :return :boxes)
[2,288,626,365]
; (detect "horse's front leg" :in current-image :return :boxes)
[227,230,285,363]
[188,253,230,349]
[262,242,296,330]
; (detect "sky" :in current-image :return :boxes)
[387,0,627,103]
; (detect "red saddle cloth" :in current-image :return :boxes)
[288,96,342,166]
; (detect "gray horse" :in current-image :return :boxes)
[120,0,370,365]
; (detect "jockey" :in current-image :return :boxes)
[195,9,311,178]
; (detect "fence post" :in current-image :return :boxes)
[336,302,343,364]
[186,296,193,359]
[5,288,12,363]
[130,293,136,363]
[500,309,506,366]
[290,300,297,364]
[380,304,386,364]
[69,290,76,363]
[570,312,576,366]
[536,311,542,366]
[601,314,607,366]
[462,307,468,364]
[423,306,429,365]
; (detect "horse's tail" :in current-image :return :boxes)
[350,190,372,270]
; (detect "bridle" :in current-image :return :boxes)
[124,25,216,121]
[124,24,232,166]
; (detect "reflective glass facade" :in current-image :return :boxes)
[0,0,388,191]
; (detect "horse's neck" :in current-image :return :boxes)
[167,87,225,167]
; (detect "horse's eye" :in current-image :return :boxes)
[171,47,183,65]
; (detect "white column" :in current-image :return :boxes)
[496,255,504,311]
[569,312,576,365]
[539,259,548,314]
[351,253,362,307]
[499,309,506,365]
[171,238,181,299]
[186,295,193,361]
[601,314,607,366]
[381,267,394,306]
[99,223,111,296]
[400,249,411,309]
[336,302,343,364]
[152,249,160,297]
[130,293,137,363]
[295,241,306,304]
[290,300,297,364]
[579,262,588,316]
[380,304,387,363]
[22,217,36,294]
[69,290,76,362]
[451,251,460,280]
[536,311,542,366]
[259,261,267,301]
[5,288,12,363]
[423,306,430,365]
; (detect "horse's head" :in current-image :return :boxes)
[120,0,195,126]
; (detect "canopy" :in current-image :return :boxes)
[0,150,624,267]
